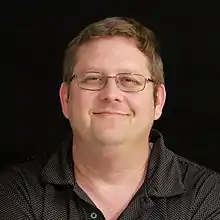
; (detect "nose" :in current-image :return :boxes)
[98,77,123,102]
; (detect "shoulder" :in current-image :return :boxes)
[174,152,220,218]
[0,156,49,204]
[0,155,48,188]
[0,156,49,219]
[0,154,51,199]
[175,153,220,188]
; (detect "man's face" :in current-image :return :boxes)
[60,36,166,146]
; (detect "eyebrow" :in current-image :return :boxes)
[76,67,145,75]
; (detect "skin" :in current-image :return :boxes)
[59,36,166,218]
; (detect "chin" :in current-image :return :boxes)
[93,131,127,146]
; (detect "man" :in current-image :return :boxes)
[1,17,220,219]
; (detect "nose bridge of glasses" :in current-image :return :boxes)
[105,75,117,80]
[102,75,121,91]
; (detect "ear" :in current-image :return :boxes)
[59,82,69,119]
[154,84,166,120]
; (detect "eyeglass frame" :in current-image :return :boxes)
[69,72,159,92]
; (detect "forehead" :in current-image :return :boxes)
[74,36,150,75]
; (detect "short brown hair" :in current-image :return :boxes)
[63,17,165,91]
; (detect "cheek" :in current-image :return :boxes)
[131,93,155,117]
[67,94,93,131]
[70,91,95,117]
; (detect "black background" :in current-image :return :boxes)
[13,2,220,172]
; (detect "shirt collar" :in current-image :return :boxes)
[41,129,185,197]
[146,129,185,197]
[41,138,75,185]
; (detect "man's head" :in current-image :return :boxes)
[60,17,166,146]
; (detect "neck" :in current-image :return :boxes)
[72,137,151,186]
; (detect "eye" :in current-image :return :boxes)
[124,77,136,83]
[81,73,104,84]
[86,75,103,81]
[120,76,141,85]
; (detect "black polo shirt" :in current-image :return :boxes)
[1,130,220,219]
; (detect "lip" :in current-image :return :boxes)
[93,112,128,116]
